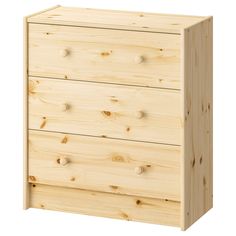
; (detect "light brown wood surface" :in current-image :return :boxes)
[28,130,180,201]
[25,5,60,19]
[28,76,182,145]
[28,23,181,89]
[23,17,29,209]
[181,17,213,230]
[27,6,206,34]
[23,5,61,210]
[24,6,213,230]
[30,184,180,227]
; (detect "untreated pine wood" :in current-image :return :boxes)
[27,6,207,34]
[24,6,213,230]
[181,17,213,230]
[23,16,29,210]
[23,4,61,211]
[30,184,180,227]
[28,76,181,145]
[28,23,181,89]
[28,130,181,201]
[25,5,61,19]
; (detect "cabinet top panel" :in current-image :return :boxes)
[27,6,209,34]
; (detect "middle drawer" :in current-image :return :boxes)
[28,76,181,145]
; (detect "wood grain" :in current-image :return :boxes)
[25,5,60,19]
[30,184,180,227]
[27,6,206,34]
[28,130,180,201]
[23,16,29,210]
[28,23,181,89]
[24,6,213,229]
[28,76,182,145]
[181,17,213,230]
[23,5,61,210]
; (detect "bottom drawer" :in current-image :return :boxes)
[30,184,180,227]
[28,130,180,201]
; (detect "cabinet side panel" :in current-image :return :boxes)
[23,17,29,209]
[181,17,213,230]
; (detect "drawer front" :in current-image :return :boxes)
[28,77,181,145]
[30,184,180,227]
[28,130,180,201]
[28,23,180,89]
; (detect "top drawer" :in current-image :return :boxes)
[28,24,180,89]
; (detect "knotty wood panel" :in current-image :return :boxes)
[23,6,60,210]
[28,77,182,145]
[28,130,180,201]
[27,6,206,34]
[28,23,180,89]
[181,17,213,230]
[30,184,180,227]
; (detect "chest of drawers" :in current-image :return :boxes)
[23,6,213,230]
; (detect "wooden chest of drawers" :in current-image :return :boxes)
[23,6,213,230]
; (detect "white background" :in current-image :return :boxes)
[0,0,235,235]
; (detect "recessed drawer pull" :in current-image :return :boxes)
[57,157,69,166]
[134,166,144,175]
[60,49,70,57]
[135,111,145,119]
[134,55,144,64]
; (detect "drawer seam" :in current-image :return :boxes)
[28,128,181,147]
[29,75,181,91]
[28,22,181,35]
[29,183,181,204]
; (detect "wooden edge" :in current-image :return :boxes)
[180,27,185,231]
[209,16,213,212]
[182,15,213,31]
[58,5,206,19]
[25,5,61,20]
[26,6,208,34]
[27,20,181,35]
[23,16,29,209]
[180,17,213,230]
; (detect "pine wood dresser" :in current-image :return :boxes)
[23,6,213,230]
